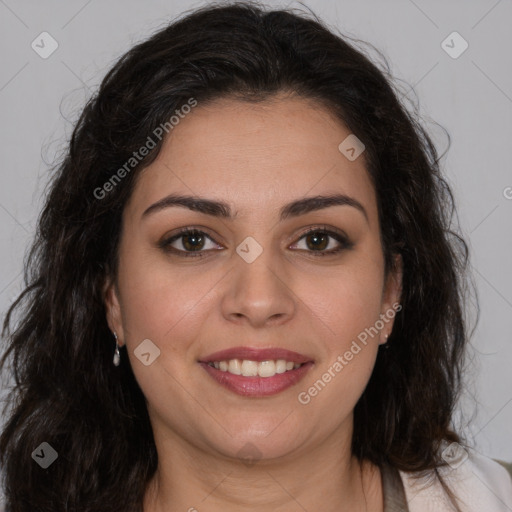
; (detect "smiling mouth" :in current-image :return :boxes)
[206,359,304,378]
[198,346,314,396]
[199,360,313,397]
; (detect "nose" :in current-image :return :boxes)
[220,243,296,328]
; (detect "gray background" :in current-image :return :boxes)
[0,0,511,464]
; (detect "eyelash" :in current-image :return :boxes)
[158,225,354,259]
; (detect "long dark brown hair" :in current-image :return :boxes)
[0,2,474,510]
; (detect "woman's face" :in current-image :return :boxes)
[105,94,401,463]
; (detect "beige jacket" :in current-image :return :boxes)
[383,447,512,511]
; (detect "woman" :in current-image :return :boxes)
[1,2,511,511]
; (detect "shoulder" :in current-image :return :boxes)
[398,443,512,512]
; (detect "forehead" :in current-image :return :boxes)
[129,94,377,225]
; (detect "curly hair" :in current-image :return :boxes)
[0,1,473,510]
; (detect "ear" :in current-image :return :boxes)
[379,253,403,344]
[103,276,125,346]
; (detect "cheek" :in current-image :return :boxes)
[115,248,218,423]
[294,256,384,415]
[304,258,385,347]
[115,243,229,372]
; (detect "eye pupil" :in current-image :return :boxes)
[306,232,328,251]
[183,231,205,251]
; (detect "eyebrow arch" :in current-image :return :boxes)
[142,193,369,224]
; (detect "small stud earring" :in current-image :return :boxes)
[384,333,390,349]
[113,332,121,366]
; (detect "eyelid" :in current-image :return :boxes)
[293,225,350,243]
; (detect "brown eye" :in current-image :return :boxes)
[180,231,206,251]
[304,232,329,251]
[291,227,354,256]
[159,229,222,257]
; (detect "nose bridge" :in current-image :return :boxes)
[221,234,295,326]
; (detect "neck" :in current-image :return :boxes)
[142,418,382,512]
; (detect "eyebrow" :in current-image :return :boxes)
[142,193,369,224]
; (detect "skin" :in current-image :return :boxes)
[104,92,402,512]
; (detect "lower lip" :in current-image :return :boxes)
[199,362,314,397]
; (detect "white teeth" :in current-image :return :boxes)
[208,358,304,377]
[228,359,242,375]
[258,360,276,377]
[275,359,287,374]
[241,360,258,377]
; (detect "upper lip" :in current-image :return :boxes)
[199,346,314,364]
